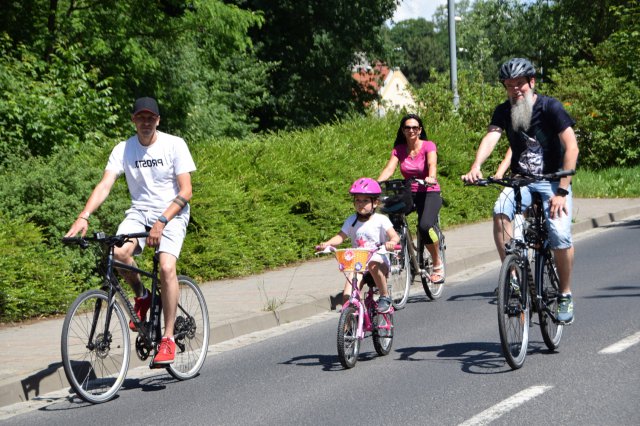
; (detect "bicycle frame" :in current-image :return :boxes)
[395,216,422,278]
[507,187,564,324]
[382,178,443,283]
[469,170,573,369]
[61,231,210,402]
[529,201,562,324]
[109,250,162,350]
[342,273,393,339]
[320,246,394,339]
[488,172,573,326]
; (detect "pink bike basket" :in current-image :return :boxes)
[334,248,372,272]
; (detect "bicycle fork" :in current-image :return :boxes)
[534,248,561,323]
[344,297,367,339]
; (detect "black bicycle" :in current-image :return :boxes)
[61,232,209,403]
[380,178,446,308]
[470,169,574,369]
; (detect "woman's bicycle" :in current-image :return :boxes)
[469,169,574,369]
[61,231,210,403]
[380,178,446,308]
[316,246,395,369]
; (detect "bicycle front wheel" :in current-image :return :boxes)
[61,289,130,404]
[165,276,210,380]
[337,306,360,369]
[421,228,446,300]
[372,311,394,356]
[389,238,411,310]
[497,255,530,370]
[539,253,563,350]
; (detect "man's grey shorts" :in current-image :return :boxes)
[493,180,573,249]
[116,207,189,258]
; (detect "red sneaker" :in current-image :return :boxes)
[153,337,176,364]
[129,292,151,331]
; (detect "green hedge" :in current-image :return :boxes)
[0,212,85,321]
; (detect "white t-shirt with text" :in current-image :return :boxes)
[106,131,196,211]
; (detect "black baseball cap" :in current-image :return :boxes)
[132,97,160,116]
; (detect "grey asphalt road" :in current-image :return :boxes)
[3,219,639,426]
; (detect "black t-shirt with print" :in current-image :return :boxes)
[490,95,575,175]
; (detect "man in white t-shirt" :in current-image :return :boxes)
[65,97,196,365]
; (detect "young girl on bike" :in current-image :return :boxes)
[377,113,445,284]
[318,178,400,313]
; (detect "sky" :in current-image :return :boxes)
[392,0,448,22]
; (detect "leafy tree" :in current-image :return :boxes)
[593,0,640,81]
[0,0,270,144]
[226,0,397,130]
[0,36,121,167]
[379,18,449,85]
[440,0,631,84]
[547,1,640,169]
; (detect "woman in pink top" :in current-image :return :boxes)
[377,114,445,283]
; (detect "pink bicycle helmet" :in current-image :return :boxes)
[349,177,382,196]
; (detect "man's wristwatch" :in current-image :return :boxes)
[556,187,569,197]
[158,215,169,225]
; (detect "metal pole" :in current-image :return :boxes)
[448,0,459,110]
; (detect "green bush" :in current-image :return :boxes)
[548,60,640,169]
[0,212,84,322]
[0,144,130,241]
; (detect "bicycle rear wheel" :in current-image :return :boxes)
[337,306,360,369]
[538,253,563,350]
[497,255,530,370]
[389,237,411,310]
[372,311,394,356]
[61,289,130,404]
[164,276,210,380]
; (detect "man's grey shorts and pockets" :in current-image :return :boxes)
[493,180,573,249]
[116,207,189,258]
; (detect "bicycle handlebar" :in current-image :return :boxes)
[380,177,436,188]
[314,243,401,254]
[407,177,437,187]
[465,169,575,188]
[62,232,150,249]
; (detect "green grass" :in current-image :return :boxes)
[572,167,640,198]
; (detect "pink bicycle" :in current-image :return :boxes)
[317,246,395,369]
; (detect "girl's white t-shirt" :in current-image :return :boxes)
[340,213,394,249]
[106,131,196,210]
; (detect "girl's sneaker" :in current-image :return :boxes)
[377,296,392,313]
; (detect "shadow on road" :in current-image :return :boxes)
[394,340,561,374]
[280,351,379,372]
[602,218,640,230]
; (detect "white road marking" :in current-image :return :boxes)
[458,385,553,426]
[599,331,640,354]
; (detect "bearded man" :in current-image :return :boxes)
[461,58,579,324]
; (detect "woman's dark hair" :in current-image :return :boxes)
[393,113,428,147]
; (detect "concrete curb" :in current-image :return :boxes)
[1,206,639,409]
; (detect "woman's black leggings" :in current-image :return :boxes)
[413,191,443,244]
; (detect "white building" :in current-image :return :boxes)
[352,63,416,116]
